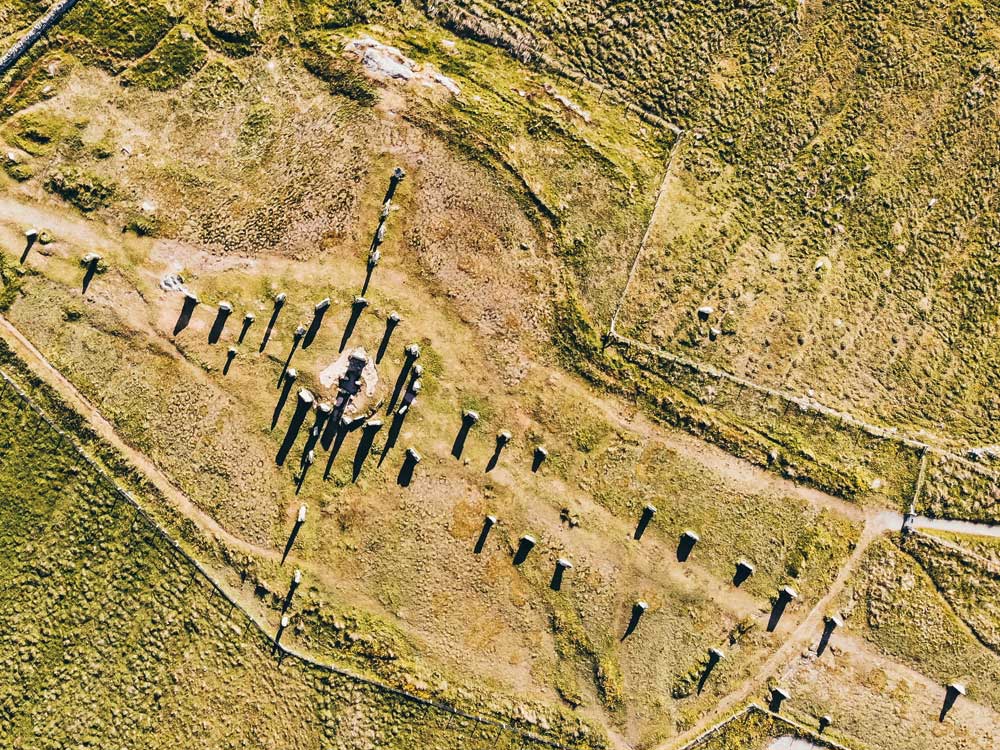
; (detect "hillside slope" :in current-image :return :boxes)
[604,0,1000,449]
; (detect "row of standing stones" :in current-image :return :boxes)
[19,166,968,732]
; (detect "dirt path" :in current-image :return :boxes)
[664,515,884,750]
[0,314,276,562]
[0,311,436,638]
[593,390,871,523]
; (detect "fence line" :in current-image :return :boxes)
[0,367,578,750]
[606,331,1000,485]
[608,134,685,335]
[677,704,757,749]
[678,704,850,750]
[0,0,80,80]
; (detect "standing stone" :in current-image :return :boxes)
[513,534,536,565]
[734,559,755,582]
[275,614,291,647]
[623,600,649,639]
[551,558,573,591]
[770,687,790,713]
[474,514,497,554]
[634,503,657,540]
[532,445,548,472]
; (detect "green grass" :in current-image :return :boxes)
[44,167,116,212]
[843,536,1000,712]
[0,254,24,311]
[0,231,862,746]
[0,52,77,120]
[604,0,1000,457]
[300,33,379,104]
[291,0,396,30]
[122,25,209,91]
[919,451,1000,523]
[0,377,602,750]
[204,0,261,51]
[3,1,989,744]
[2,108,78,156]
[437,0,790,126]
[899,532,1000,653]
[0,0,43,39]
[61,0,177,66]
[924,529,1000,563]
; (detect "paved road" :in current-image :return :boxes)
[873,510,1000,538]
[912,515,1000,538]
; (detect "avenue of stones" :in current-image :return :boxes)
[20,166,971,737]
[2,0,999,745]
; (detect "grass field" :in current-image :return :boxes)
[2,0,1000,748]
[0,377,588,750]
[609,0,1000,458]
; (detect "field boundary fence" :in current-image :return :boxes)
[679,704,850,750]
[606,331,1000,519]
